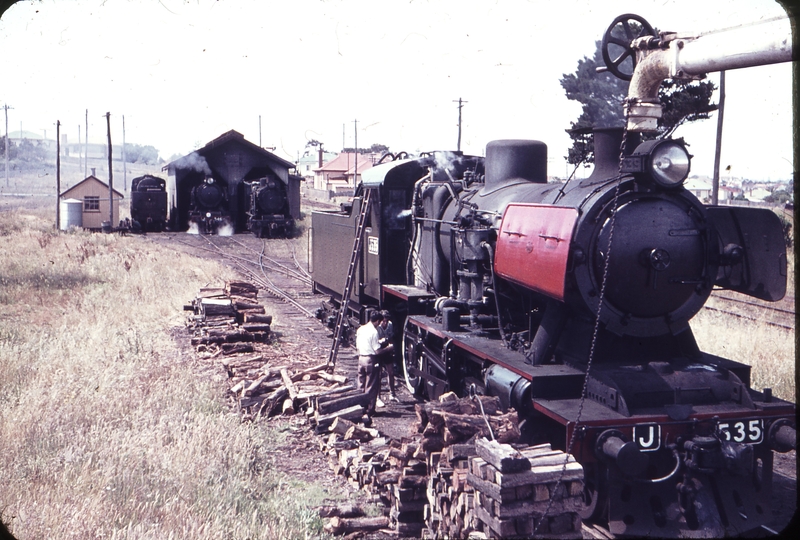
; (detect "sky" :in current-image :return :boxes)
[0,0,795,181]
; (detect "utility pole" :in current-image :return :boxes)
[259,115,262,147]
[3,103,11,187]
[85,109,89,178]
[78,124,82,176]
[354,119,358,188]
[56,120,61,230]
[122,115,127,191]
[106,112,113,226]
[712,71,726,205]
[453,98,467,152]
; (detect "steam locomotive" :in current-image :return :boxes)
[189,177,231,235]
[130,174,168,232]
[311,13,795,535]
[244,175,296,238]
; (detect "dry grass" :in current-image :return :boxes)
[0,205,342,539]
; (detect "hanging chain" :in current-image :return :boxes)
[534,125,630,534]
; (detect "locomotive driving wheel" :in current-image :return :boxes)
[579,463,609,523]
[402,323,425,397]
[601,13,657,80]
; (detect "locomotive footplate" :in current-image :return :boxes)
[405,314,586,399]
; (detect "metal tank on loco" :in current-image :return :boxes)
[188,177,230,234]
[130,174,167,232]
[245,175,295,238]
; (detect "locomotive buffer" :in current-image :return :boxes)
[327,188,373,368]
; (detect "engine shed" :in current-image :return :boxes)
[163,130,301,232]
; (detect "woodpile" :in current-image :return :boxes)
[186,281,271,353]
[187,281,354,420]
[317,392,585,538]
[467,439,584,539]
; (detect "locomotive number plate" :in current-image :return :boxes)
[717,419,764,444]
[633,423,661,452]
[368,236,379,255]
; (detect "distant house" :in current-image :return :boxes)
[314,152,375,193]
[684,177,712,202]
[60,175,124,230]
[297,149,338,184]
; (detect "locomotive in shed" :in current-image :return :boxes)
[244,175,296,238]
[129,174,168,232]
[188,177,231,235]
[311,13,796,537]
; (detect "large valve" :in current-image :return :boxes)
[601,13,658,80]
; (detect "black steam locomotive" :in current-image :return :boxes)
[244,175,296,238]
[312,124,794,535]
[129,174,168,232]
[189,177,231,235]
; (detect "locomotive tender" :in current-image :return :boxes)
[312,14,795,537]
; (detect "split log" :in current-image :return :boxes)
[475,437,531,473]
[316,371,348,384]
[241,323,271,333]
[200,298,236,317]
[222,343,254,355]
[431,410,520,444]
[329,417,356,436]
[226,281,259,299]
[317,391,371,416]
[234,301,264,312]
[282,398,295,415]
[243,313,273,324]
[280,369,299,400]
[315,405,366,429]
[324,516,389,535]
[317,503,367,519]
[344,424,378,443]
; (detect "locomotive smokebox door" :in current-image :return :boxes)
[707,206,787,301]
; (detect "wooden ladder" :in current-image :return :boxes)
[327,188,373,368]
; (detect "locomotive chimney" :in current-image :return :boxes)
[583,128,625,184]
[485,140,547,190]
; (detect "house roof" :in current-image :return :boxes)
[60,175,125,199]
[316,152,374,174]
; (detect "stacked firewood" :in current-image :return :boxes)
[186,281,272,355]
[417,393,520,538]
[229,360,351,418]
[468,439,584,539]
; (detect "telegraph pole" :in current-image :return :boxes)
[78,124,82,176]
[56,120,61,229]
[353,119,358,187]
[3,104,11,187]
[85,109,89,178]
[122,115,127,191]
[453,98,467,152]
[106,112,113,226]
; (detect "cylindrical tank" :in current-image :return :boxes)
[59,198,83,230]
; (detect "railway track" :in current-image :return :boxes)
[703,289,795,330]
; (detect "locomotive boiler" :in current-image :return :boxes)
[130,174,168,232]
[311,13,795,537]
[188,177,231,235]
[244,175,296,238]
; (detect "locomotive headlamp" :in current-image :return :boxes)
[621,139,691,189]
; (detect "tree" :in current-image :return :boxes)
[561,40,716,165]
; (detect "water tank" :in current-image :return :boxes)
[59,198,83,231]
